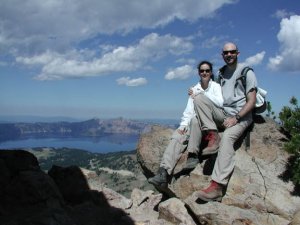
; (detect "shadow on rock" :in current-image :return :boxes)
[278,155,300,196]
[0,149,135,225]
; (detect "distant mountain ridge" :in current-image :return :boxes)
[0,115,82,123]
[0,117,162,141]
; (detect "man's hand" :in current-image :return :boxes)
[223,116,238,128]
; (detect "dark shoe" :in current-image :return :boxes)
[194,180,223,202]
[202,131,221,156]
[183,153,199,170]
[148,167,168,188]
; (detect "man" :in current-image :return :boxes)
[148,61,223,188]
[191,42,257,202]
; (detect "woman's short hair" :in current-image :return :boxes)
[197,60,214,81]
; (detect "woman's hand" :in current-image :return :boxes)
[188,87,193,96]
[177,127,186,135]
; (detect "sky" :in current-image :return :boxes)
[0,0,300,121]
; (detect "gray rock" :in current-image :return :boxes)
[158,198,196,225]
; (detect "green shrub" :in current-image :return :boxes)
[279,96,300,185]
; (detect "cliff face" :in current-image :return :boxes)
[1,118,300,225]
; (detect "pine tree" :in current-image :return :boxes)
[279,96,300,185]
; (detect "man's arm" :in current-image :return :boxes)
[223,89,256,128]
[236,89,256,118]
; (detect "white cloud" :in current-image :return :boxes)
[201,36,228,49]
[242,51,265,66]
[16,50,58,65]
[21,33,193,80]
[268,15,300,71]
[116,77,147,87]
[272,9,295,19]
[165,65,194,80]
[0,0,235,54]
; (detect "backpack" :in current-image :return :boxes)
[218,66,267,114]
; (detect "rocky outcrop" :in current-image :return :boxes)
[137,118,300,224]
[0,150,132,225]
[0,149,171,225]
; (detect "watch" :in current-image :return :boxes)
[235,114,241,122]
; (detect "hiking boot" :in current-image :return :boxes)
[148,167,168,188]
[194,180,223,202]
[202,131,221,156]
[183,153,199,170]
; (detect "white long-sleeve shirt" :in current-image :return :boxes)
[179,80,223,129]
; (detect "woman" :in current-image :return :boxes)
[148,61,223,188]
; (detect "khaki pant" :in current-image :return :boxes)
[160,117,202,175]
[193,93,252,185]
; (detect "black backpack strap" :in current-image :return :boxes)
[217,65,226,86]
[219,65,226,74]
[239,66,253,91]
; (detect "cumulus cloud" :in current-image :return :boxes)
[15,33,193,80]
[241,51,265,67]
[165,65,194,80]
[0,0,235,54]
[272,9,295,19]
[16,50,59,65]
[268,15,300,71]
[116,77,147,87]
[201,36,228,49]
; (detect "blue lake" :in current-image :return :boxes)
[0,134,140,153]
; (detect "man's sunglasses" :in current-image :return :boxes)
[223,50,238,55]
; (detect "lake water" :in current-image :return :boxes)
[0,134,140,153]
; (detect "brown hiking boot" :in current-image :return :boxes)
[194,180,223,202]
[202,131,220,156]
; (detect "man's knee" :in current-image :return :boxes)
[221,124,248,146]
[222,129,242,143]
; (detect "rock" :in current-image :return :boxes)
[158,198,196,225]
[184,198,291,225]
[80,168,133,210]
[137,125,174,176]
[0,150,73,225]
[291,210,300,225]
[0,149,171,224]
[0,150,136,225]
[128,188,164,224]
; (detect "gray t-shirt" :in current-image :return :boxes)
[220,64,257,116]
